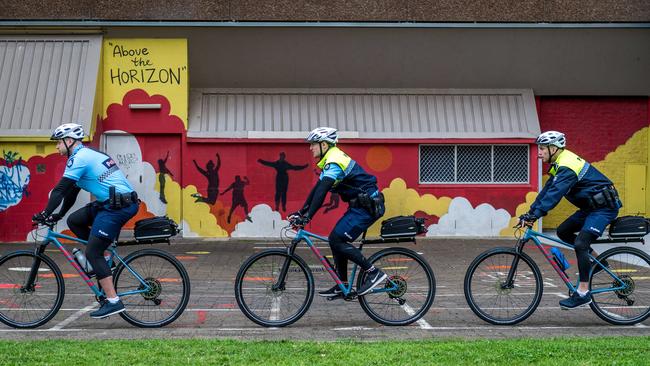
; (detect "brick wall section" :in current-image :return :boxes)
[538,97,649,163]
[1,0,649,22]
[538,96,650,228]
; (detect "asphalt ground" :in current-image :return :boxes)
[1,236,649,341]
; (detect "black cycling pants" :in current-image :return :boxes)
[328,232,372,283]
[66,204,113,280]
[86,235,113,280]
[557,219,598,282]
[67,206,92,241]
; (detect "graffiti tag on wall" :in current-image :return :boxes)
[0,151,30,211]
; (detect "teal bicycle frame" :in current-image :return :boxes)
[31,225,152,299]
[514,227,630,295]
[284,227,400,297]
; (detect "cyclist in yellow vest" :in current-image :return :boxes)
[520,131,621,309]
[289,127,387,297]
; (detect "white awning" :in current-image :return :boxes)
[0,35,102,138]
[188,88,540,139]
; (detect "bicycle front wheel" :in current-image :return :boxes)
[357,247,436,326]
[113,249,190,328]
[590,246,650,325]
[235,249,314,327]
[0,251,65,328]
[464,247,543,325]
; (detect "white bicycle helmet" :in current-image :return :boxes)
[535,131,566,148]
[51,123,85,140]
[306,127,338,145]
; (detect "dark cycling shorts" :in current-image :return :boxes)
[563,208,619,237]
[88,201,139,241]
[332,206,377,242]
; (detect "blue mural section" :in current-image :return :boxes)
[0,151,30,211]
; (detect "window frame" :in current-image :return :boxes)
[418,144,530,185]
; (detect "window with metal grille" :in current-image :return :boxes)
[419,145,529,184]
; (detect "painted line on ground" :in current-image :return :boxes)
[401,302,434,329]
[49,304,96,330]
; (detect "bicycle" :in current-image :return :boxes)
[0,218,190,328]
[464,224,650,325]
[234,217,436,327]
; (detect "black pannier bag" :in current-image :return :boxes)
[134,216,179,243]
[380,216,427,238]
[609,216,650,238]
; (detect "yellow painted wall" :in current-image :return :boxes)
[544,128,648,228]
[102,39,188,127]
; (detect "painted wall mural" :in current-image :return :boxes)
[1,41,648,245]
[257,153,308,213]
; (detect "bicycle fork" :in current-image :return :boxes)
[502,239,527,290]
[273,239,301,292]
[21,245,48,293]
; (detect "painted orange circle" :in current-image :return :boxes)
[366,146,393,172]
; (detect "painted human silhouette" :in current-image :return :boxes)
[157,151,173,204]
[221,175,251,223]
[258,152,308,212]
[313,168,340,213]
[191,153,221,205]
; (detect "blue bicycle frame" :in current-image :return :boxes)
[35,227,152,299]
[518,227,629,295]
[287,228,399,296]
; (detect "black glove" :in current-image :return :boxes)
[518,212,538,225]
[292,215,311,227]
[48,213,63,222]
[32,211,48,223]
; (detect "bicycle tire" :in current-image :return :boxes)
[589,246,650,325]
[464,247,543,325]
[357,247,436,326]
[113,248,190,328]
[235,249,314,327]
[0,250,65,328]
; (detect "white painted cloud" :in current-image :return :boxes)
[103,131,165,216]
[231,204,290,238]
[426,197,511,237]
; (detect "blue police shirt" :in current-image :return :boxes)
[320,163,344,181]
[63,145,134,202]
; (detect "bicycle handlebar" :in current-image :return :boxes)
[32,218,56,230]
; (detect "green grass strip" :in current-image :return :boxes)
[1,337,649,365]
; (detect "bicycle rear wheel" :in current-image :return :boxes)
[113,249,190,328]
[464,247,543,325]
[357,247,435,326]
[590,247,650,325]
[235,249,314,327]
[0,251,65,328]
